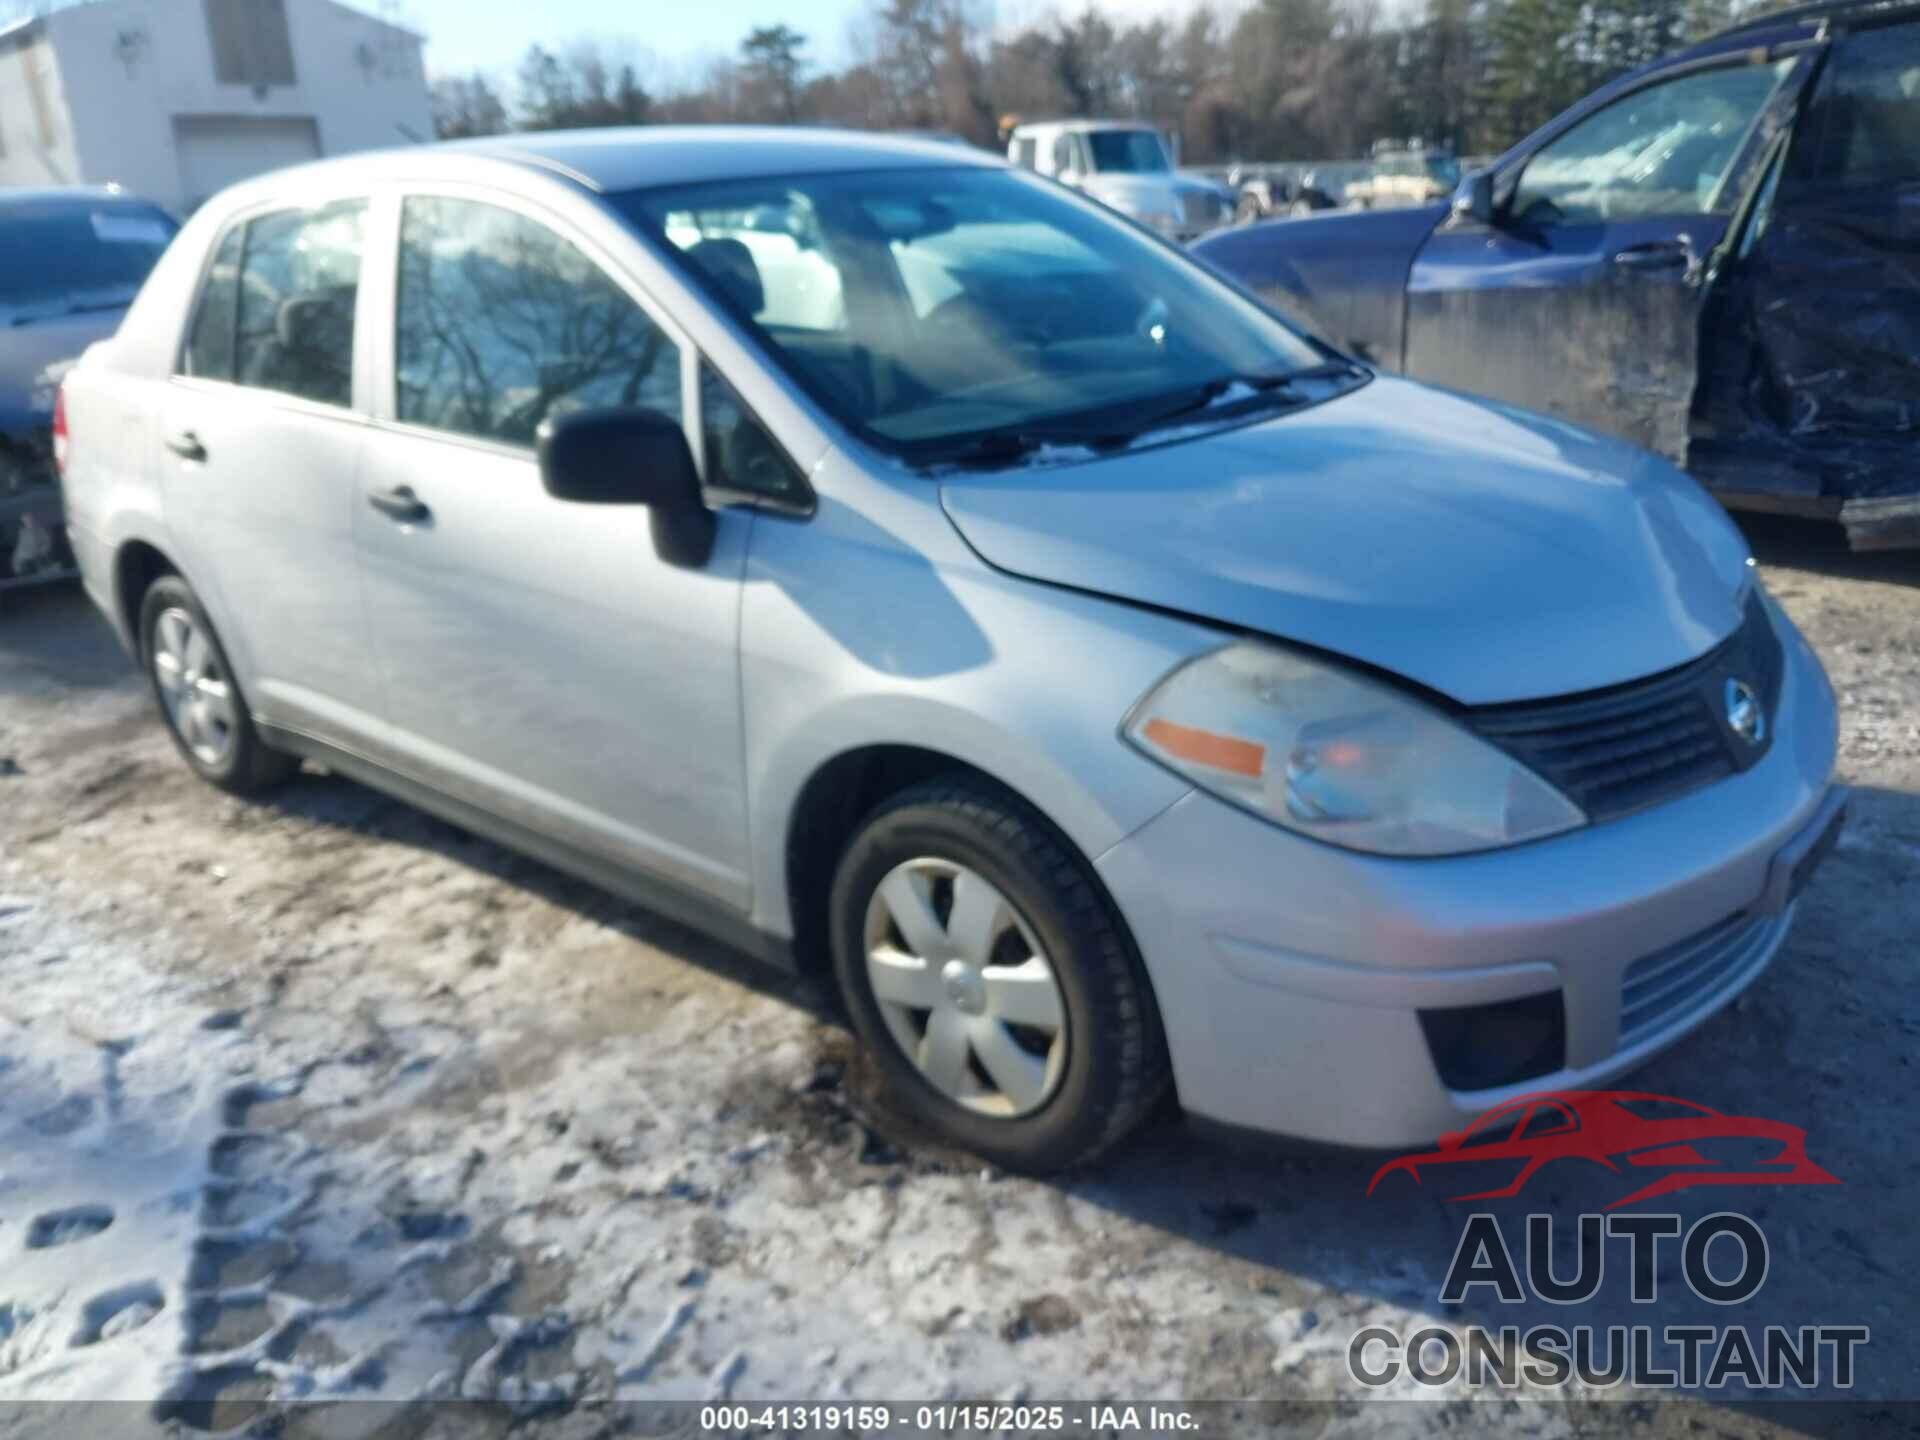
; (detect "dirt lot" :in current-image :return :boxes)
[1,516,1916,1436]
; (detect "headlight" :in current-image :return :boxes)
[1123,642,1586,856]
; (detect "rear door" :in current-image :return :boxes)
[1404,51,1816,462]
[354,189,757,912]
[161,196,384,748]
[1690,17,1920,545]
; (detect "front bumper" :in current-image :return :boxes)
[1095,597,1841,1148]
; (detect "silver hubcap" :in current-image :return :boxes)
[862,858,1067,1118]
[151,606,237,768]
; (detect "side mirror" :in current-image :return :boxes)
[536,407,715,568]
[1452,169,1496,227]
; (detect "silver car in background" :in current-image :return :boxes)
[57,128,1843,1170]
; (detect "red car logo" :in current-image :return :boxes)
[1368,1090,1839,1210]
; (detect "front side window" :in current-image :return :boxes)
[396,196,681,447]
[1085,130,1170,174]
[1511,60,1793,225]
[230,200,365,407]
[619,166,1327,459]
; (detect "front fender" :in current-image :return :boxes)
[738,482,1212,940]
[1192,203,1449,368]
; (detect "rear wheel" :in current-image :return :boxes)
[140,574,295,795]
[830,775,1170,1171]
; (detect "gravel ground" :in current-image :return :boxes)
[0,515,1915,1437]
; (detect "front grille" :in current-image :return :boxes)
[1181,191,1225,228]
[1619,908,1788,1044]
[1467,592,1784,823]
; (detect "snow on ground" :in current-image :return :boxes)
[2,517,1917,1436]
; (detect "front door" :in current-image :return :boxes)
[161,198,386,747]
[355,193,755,911]
[1405,52,1812,463]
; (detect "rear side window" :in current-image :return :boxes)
[395,196,681,447]
[1787,27,1920,190]
[180,200,365,409]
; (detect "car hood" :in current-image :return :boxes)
[0,306,124,432]
[938,376,1754,706]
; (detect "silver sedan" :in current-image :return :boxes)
[57,127,1842,1169]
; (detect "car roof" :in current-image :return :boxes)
[0,185,167,210]
[1666,0,1920,65]
[1011,119,1158,134]
[441,125,1002,192]
[1707,0,1920,46]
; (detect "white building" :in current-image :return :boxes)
[0,0,431,214]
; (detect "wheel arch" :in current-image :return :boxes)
[113,538,177,658]
[779,740,1144,984]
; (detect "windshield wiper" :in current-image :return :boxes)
[908,361,1368,470]
[910,424,1130,469]
[1108,361,1367,436]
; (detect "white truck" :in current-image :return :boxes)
[1005,119,1233,242]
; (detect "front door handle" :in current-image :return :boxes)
[1614,243,1686,269]
[1614,235,1701,284]
[164,429,207,461]
[367,485,430,524]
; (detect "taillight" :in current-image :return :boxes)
[51,383,70,475]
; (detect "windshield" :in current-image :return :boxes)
[1085,129,1171,174]
[617,166,1327,456]
[0,201,177,324]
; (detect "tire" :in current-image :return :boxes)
[829,775,1170,1172]
[139,574,296,795]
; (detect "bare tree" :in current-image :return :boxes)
[430,73,508,139]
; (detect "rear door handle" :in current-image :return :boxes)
[164,429,207,461]
[367,485,430,524]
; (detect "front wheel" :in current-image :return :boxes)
[829,776,1170,1171]
[141,574,295,795]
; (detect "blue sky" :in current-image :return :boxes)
[397,0,865,80]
